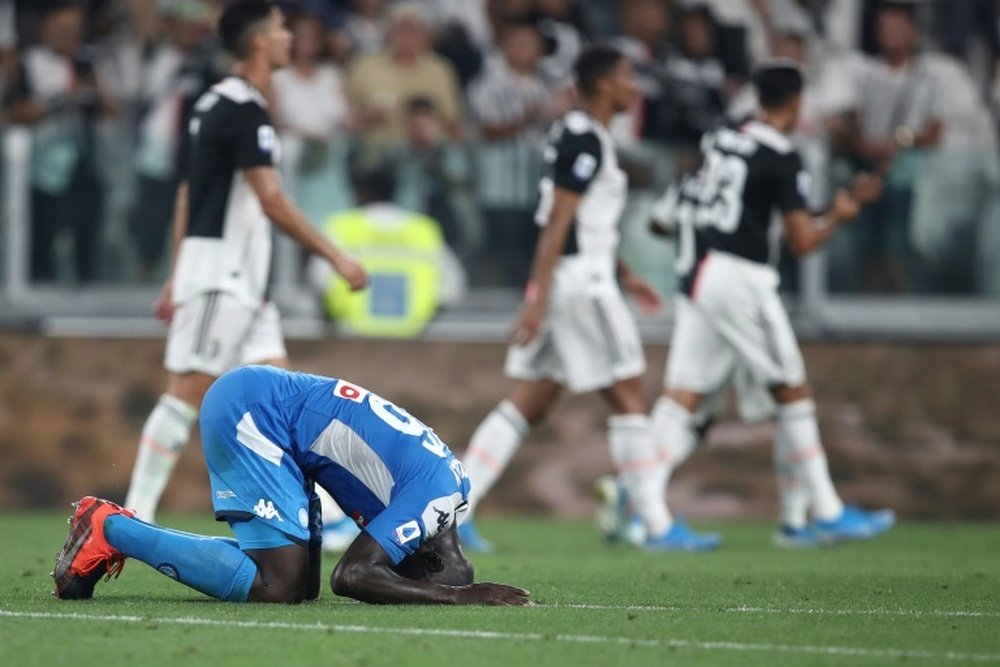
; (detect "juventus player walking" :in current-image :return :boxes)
[458,46,706,553]
[125,1,367,521]
[650,61,894,547]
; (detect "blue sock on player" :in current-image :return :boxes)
[104,515,256,602]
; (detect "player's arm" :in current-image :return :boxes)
[243,166,367,290]
[510,187,581,345]
[783,173,881,257]
[510,128,601,345]
[232,103,367,291]
[330,532,530,605]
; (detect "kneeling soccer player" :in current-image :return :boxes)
[53,366,530,605]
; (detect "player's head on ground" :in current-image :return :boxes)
[575,45,637,113]
[219,0,292,70]
[393,526,474,586]
[752,59,804,133]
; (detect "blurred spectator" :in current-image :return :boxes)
[128,0,216,280]
[342,0,387,56]
[611,0,672,146]
[660,4,729,169]
[831,2,944,292]
[346,2,463,148]
[535,0,589,89]
[426,0,492,49]
[274,9,354,225]
[6,1,116,283]
[432,18,485,90]
[931,0,999,100]
[0,0,16,99]
[469,18,567,285]
[390,96,480,265]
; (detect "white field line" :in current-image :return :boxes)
[1,609,998,663]
[548,603,1000,619]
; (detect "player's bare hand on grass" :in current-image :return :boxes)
[459,582,532,606]
[510,302,546,346]
[334,256,369,291]
[848,172,882,206]
[622,274,663,316]
[153,281,175,324]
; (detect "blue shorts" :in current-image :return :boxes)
[228,516,296,550]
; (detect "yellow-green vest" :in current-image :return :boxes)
[322,208,444,337]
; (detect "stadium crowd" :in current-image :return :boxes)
[1,0,999,296]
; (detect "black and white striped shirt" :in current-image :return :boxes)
[468,56,551,210]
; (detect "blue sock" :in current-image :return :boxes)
[104,515,256,602]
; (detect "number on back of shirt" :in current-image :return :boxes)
[695,148,747,233]
[333,381,448,459]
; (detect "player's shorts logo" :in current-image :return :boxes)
[253,498,283,522]
[216,490,236,500]
[394,520,421,546]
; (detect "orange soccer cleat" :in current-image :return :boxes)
[52,496,134,599]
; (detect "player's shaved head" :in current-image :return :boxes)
[752,59,804,111]
[219,0,274,58]
[395,527,474,586]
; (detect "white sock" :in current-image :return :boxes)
[608,414,670,538]
[774,428,810,529]
[776,399,844,522]
[650,396,699,491]
[124,394,198,522]
[462,400,529,517]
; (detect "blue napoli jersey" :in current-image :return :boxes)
[201,365,469,564]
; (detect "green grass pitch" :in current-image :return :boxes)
[0,513,998,666]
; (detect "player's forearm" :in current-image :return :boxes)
[262,193,345,266]
[788,214,841,256]
[331,560,462,605]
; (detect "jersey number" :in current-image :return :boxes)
[696,149,747,234]
[368,395,448,459]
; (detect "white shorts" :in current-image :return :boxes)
[165,291,287,376]
[506,263,646,394]
[666,251,806,394]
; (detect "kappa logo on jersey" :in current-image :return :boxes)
[394,520,421,546]
[420,492,464,539]
[333,379,369,404]
[433,506,450,534]
[257,125,276,153]
[572,153,598,181]
[253,498,283,522]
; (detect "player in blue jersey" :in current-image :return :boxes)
[52,366,530,605]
